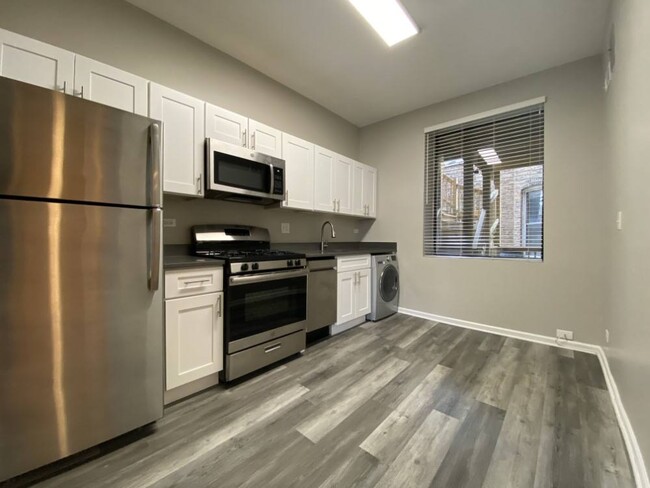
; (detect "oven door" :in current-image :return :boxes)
[226,268,307,353]
[206,138,284,202]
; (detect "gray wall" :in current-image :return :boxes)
[359,56,608,344]
[604,0,650,472]
[164,196,374,244]
[0,0,368,245]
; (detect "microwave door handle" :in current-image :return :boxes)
[269,163,274,195]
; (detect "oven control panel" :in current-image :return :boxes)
[230,258,305,275]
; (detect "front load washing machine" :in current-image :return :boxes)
[368,253,399,321]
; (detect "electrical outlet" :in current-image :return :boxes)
[606,329,610,344]
[353,228,359,234]
[616,211,623,230]
[163,218,176,228]
[556,329,574,341]
[281,223,290,234]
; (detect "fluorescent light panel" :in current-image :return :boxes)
[349,0,419,47]
[478,148,502,165]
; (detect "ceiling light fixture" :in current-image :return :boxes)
[478,148,502,165]
[348,0,419,47]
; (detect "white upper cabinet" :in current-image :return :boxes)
[0,28,73,94]
[150,83,205,197]
[352,161,365,216]
[363,165,377,218]
[314,146,335,213]
[282,133,314,210]
[334,154,354,215]
[205,103,248,147]
[205,105,282,158]
[74,55,148,115]
[248,119,282,158]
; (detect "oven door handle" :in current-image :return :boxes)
[229,268,307,286]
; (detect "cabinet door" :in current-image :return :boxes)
[165,292,223,390]
[363,165,378,218]
[355,269,371,318]
[0,28,73,94]
[314,146,336,213]
[249,119,282,158]
[333,154,353,215]
[205,103,247,147]
[74,55,148,115]
[150,83,205,197]
[336,271,356,325]
[282,133,314,210]
[352,161,365,216]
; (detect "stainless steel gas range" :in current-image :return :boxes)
[192,225,307,381]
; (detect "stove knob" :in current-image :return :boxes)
[293,259,301,266]
[252,262,259,270]
[287,260,293,266]
[241,263,249,271]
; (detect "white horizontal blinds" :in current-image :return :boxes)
[424,103,545,259]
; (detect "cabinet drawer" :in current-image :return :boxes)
[165,267,223,298]
[336,254,371,272]
[226,330,305,381]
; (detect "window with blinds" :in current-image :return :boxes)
[424,102,545,259]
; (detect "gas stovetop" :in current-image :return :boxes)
[191,224,306,275]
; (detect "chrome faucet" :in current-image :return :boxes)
[320,221,336,253]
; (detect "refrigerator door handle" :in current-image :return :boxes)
[149,123,162,207]
[149,208,162,291]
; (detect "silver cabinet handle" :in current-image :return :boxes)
[242,129,247,147]
[264,343,282,354]
[58,81,66,93]
[285,189,289,203]
[333,199,337,211]
[337,199,340,212]
[251,132,256,150]
[183,279,209,286]
[217,294,222,318]
[74,85,84,98]
[149,123,162,207]
[148,208,162,291]
[196,174,203,195]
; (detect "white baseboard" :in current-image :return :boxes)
[398,306,649,488]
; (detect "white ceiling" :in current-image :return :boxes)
[126,0,610,127]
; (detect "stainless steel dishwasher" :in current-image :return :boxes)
[306,258,337,332]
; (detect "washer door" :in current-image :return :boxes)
[379,264,399,302]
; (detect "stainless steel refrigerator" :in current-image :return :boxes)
[0,77,163,481]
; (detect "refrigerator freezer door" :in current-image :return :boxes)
[0,199,163,481]
[0,77,161,207]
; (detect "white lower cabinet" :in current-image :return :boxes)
[335,255,371,329]
[336,271,356,324]
[164,267,224,403]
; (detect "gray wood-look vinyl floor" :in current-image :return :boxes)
[30,314,634,488]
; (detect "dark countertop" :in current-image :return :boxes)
[271,242,397,260]
[164,245,224,270]
[163,242,396,268]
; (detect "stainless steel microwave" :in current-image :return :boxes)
[205,138,285,205]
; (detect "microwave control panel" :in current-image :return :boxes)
[273,167,284,195]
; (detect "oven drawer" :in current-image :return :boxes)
[165,267,223,299]
[336,254,371,272]
[226,330,305,381]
